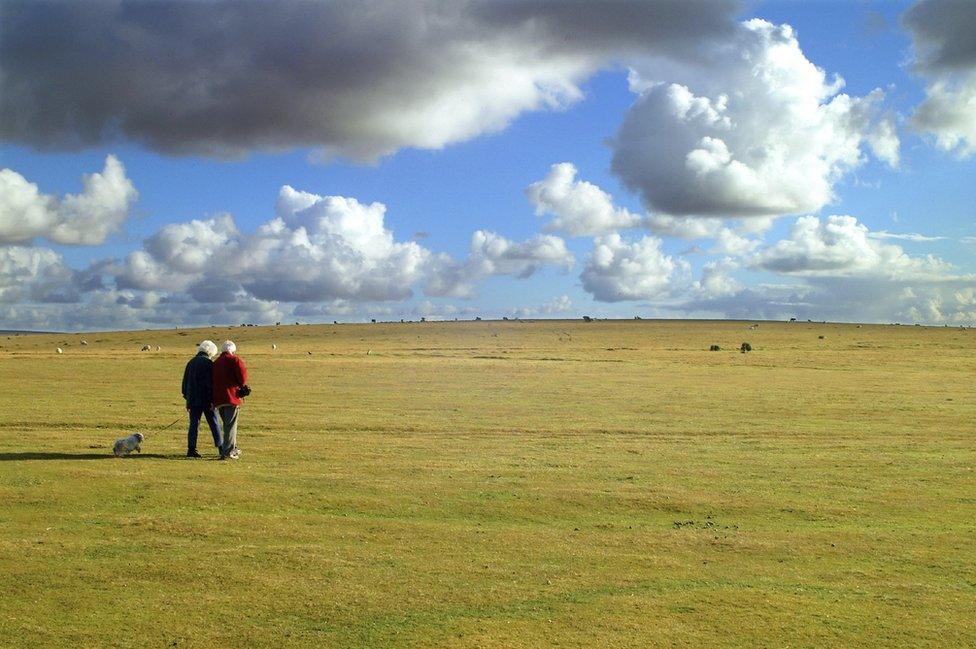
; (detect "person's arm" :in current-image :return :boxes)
[204,361,214,408]
[182,361,190,401]
[237,357,248,386]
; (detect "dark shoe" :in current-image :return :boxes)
[186,450,202,458]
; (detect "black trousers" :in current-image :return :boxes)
[187,406,222,451]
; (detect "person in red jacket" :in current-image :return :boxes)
[213,340,248,460]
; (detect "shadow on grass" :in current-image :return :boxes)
[0,452,173,461]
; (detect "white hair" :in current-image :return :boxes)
[198,340,218,358]
[222,340,237,354]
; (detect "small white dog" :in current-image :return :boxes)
[113,432,144,457]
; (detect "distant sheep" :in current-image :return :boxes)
[141,345,151,351]
[709,345,721,351]
[80,340,88,346]
[56,347,64,354]
[818,335,826,340]
[740,342,752,353]
[155,345,161,351]
[272,344,277,350]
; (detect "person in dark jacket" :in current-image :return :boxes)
[181,340,222,458]
[213,340,248,460]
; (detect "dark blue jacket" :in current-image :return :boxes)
[182,352,214,408]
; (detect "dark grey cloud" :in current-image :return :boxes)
[903,0,976,157]
[0,0,738,159]
[903,0,976,72]
[468,0,739,56]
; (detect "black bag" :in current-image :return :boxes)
[238,384,251,398]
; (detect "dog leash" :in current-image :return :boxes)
[160,416,183,431]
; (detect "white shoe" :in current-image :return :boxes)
[228,448,242,460]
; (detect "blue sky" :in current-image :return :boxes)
[1,0,974,330]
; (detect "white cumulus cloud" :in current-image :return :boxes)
[236,187,431,302]
[103,185,579,326]
[114,186,431,302]
[526,162,640,236]
[711,228,760,256]
[467,230,574,278]
[684,276,976,325]
[0,245,78,304]
[0,155,137,245]
[581,234,684,302]
[612,20,898,219]
[752,215,957,280]
[694,258,742,299]
[511,294,574,318]
[427,230,575,298]
[911,76,976,157]
[114,250,194,293]
[644,214,724,239]
[682,210,976,324]
[144,214,239,275]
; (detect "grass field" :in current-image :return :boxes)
[1,319,973,647]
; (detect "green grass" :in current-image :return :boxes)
[1,320,974,647]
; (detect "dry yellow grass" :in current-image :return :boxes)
[0,319,973,647]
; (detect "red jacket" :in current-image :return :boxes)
[213,352,248,406]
